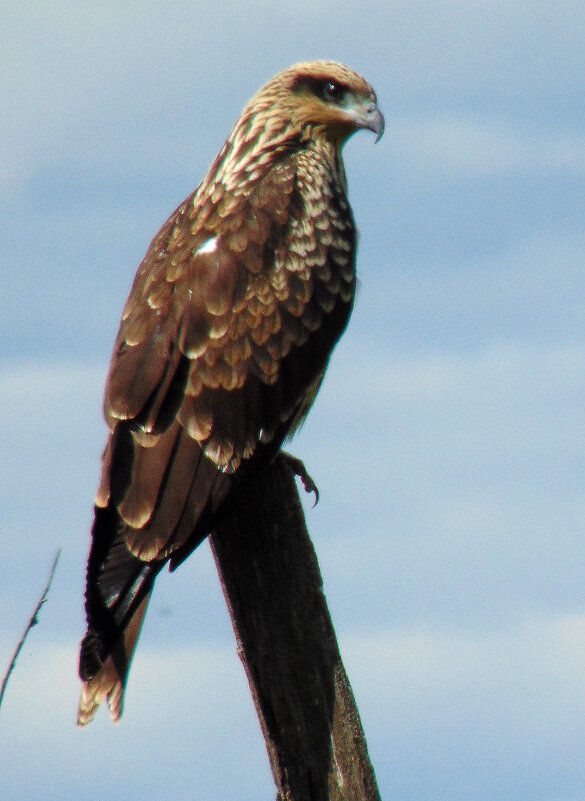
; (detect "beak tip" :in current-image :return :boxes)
[369,107,385,143]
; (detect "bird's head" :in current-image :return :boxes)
[201,61,384,201]
[241,61,385,149]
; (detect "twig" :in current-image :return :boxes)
[0,549,61,710]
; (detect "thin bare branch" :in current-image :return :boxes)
[0,549,61,710]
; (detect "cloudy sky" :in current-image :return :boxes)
[1,2,584,799]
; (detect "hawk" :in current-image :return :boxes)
[78,60,384,725]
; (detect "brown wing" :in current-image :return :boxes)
[100,149,355,556]
[78,148,356,723]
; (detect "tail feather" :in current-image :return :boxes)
[78,592,151,725]
[78,503,161,725]
[78,422,233,724]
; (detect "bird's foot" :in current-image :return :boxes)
[278,451,319,506]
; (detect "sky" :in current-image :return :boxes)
[1,1,584,799]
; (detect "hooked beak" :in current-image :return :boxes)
[363,102,385,143]
[333,94,386,145]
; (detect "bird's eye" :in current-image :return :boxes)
[322,81,344,104]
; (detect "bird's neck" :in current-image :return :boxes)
[195,111,345,210]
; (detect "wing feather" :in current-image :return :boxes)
[94,149,356,566]
[117,423,181,531]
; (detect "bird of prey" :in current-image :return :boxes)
[77,60,384,725]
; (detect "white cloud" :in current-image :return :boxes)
[305,337,585,484]
[3,613,585,801]
[389,116,585,177]
[2,2,584,196]
[400,230,585,323]
[344,614,585,711]
[0,331,583,798]
[0,640,271,801]
[342,614,585,784]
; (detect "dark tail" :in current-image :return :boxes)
[77,504,162,725]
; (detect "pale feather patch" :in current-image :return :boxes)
[194,236,219,256]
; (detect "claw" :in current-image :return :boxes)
[278,451,319,506]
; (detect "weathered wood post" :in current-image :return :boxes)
[210,457,381,801]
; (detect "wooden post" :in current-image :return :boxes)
[209,457,381,801]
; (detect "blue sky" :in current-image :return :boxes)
[1,2,584,799]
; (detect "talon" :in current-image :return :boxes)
[279,451,319,506]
